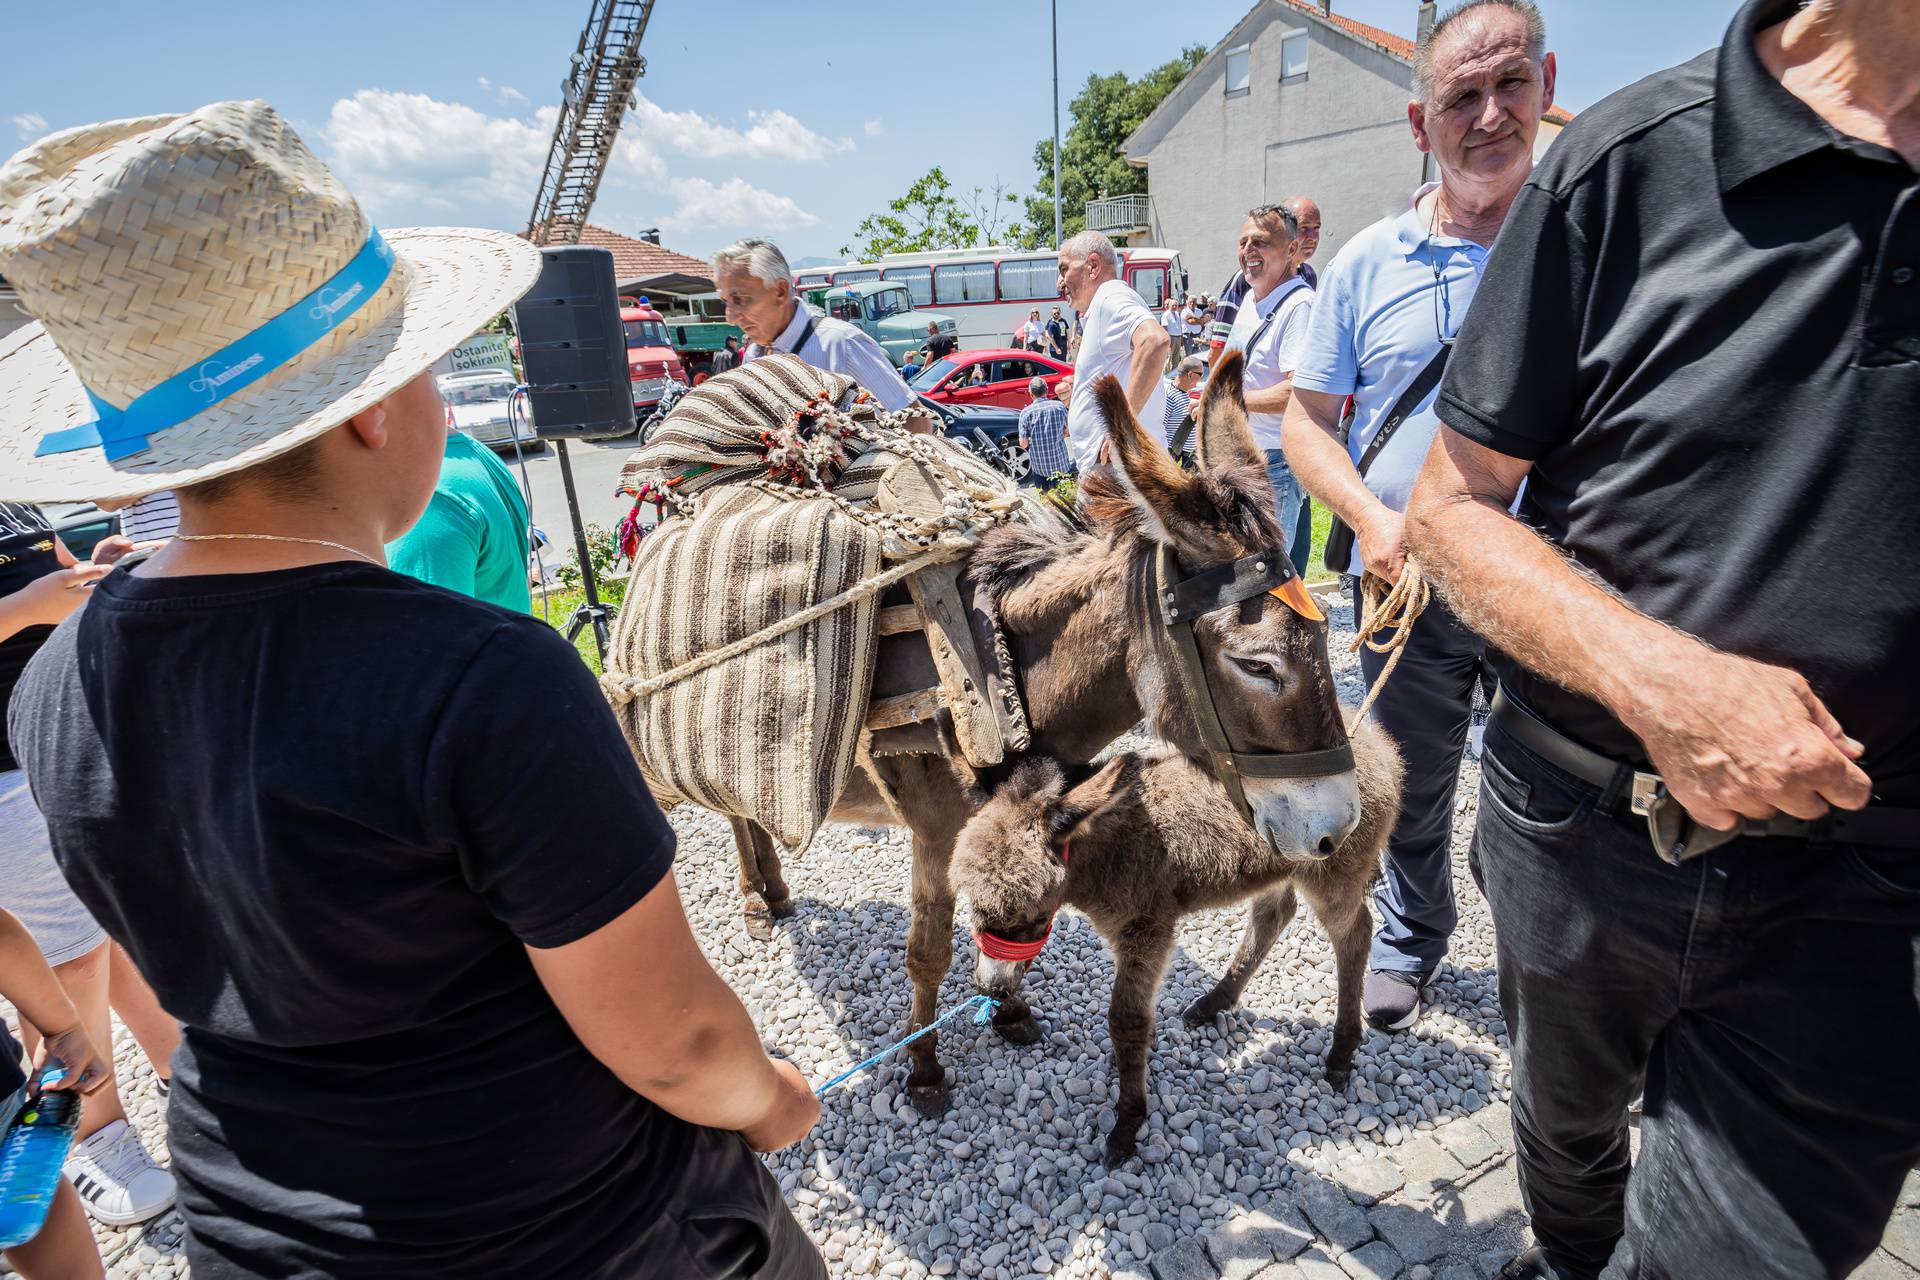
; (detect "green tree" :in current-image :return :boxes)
[1023,45,1207,247]
[840,167,1039,259]
[839,166,979,260]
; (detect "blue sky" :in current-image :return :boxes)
[6,1,1733,263]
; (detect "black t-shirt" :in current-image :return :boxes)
[7,562,687,1274]
[926,333,957,360]
[1436,0,1920,802]
[1044,317,1069,356]
[0,502,60,774]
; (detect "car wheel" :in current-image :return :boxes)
[1005,445,1032,482]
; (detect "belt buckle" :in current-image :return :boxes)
[1630,774,1740,865]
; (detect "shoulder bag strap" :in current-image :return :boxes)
[1347,343,1451,480]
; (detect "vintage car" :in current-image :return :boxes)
[808,280,958,367]
[437,369,540,454]
[909,349,1071,411]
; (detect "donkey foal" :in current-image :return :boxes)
[950,723,1402,1164]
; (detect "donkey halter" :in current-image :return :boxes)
[974,842,1071,964]
[1154,543,1356,831]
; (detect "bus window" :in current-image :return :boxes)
[1132,267,1168,308]
[934,261,997,304]
[884,265,934,307]
[795,272,832,290]
[997,258,1056,301]
[835,268,880,285]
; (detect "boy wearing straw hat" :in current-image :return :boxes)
[0,102,824,1278]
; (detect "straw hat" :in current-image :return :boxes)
[0,100,543,502]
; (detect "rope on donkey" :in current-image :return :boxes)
[1349,559,1430,728]
[599,532,977,705]
[812,995,1001,1097]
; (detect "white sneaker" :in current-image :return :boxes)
[63,1118,176,1226]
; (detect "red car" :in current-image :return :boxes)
[909,348,1071,411]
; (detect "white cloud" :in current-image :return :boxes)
[319,90,549,213]
[12,112,48,141]
[658,177,819,234]
[629,93,853,163]
[477,76,527,105]
[863,119,884,138]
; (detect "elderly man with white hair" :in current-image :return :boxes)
[712,237,931,429]
[1055,229,1171,471]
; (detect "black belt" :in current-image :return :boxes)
[1488,689,1920,864]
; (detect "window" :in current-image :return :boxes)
[829,295,861,322]
[910,357,959,391]
[934,261,997,305]
[884,265,933,307]
[1132,267,1168,309]
[795,272,831,290]
[623,319,669,347]
[834,268,880,285]
[865,287,911,321]
[1224,44,1251,97]
[1282,32,1308,81]
[997,257,1056,302]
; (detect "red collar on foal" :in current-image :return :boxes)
[973,841,1070,964]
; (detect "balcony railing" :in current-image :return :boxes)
[1085,193,1153,235]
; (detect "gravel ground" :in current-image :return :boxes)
[35,599,1920,1278]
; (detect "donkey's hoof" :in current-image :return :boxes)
[1181,992,1233,1028]
[764,894,797,919]
[906,1072,952,1117]
[742,895,775,942]
[992,1015,1044,1046]
[1103,1128,1140,1167]
[1325,1060,1353,1090]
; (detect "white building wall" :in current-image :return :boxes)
[1137,15,1429,294]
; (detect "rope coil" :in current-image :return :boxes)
[1349,559,1430,727]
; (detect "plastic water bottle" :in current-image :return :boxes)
[0,1066,80,1248]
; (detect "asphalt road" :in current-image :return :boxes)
[493,431,646,569]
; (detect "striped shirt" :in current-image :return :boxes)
[120,491,180,542]
[1159,377,1193,449]
[1017,398,1071,478]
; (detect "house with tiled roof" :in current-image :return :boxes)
[519,223,718,311]
[1104,0,1575,291]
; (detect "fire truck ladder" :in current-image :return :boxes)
[525,0,657,247]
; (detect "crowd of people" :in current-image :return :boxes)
[0,0,1913,1277]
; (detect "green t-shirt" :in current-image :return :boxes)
[387,433,533,612]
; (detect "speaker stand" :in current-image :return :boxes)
[555,438,615,664]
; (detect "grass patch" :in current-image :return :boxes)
[1305,500,1336,583]
[533,575,628,674]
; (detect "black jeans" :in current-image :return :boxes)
[1349,577,1494,973]
[1470,716,1920,1279]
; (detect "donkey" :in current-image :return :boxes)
[948,725,1402,1164]
[716,355,1363,1099]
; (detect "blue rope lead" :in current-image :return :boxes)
[813,995,1001,1097]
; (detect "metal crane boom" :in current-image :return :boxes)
[525,0,657,247]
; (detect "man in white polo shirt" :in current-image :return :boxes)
[1056,229,1171,472]
[1221,204,1315,570]
[715,237,932,431]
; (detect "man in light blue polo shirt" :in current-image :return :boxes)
[1281,0,1557,1036]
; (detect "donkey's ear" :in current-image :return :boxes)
[1051,755,1140,846]
[1093,374,1195,544]
[1195,349,1265,474]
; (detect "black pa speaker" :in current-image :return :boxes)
[511,246,635,439]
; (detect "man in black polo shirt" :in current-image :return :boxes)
[1407,0,1919,1276]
